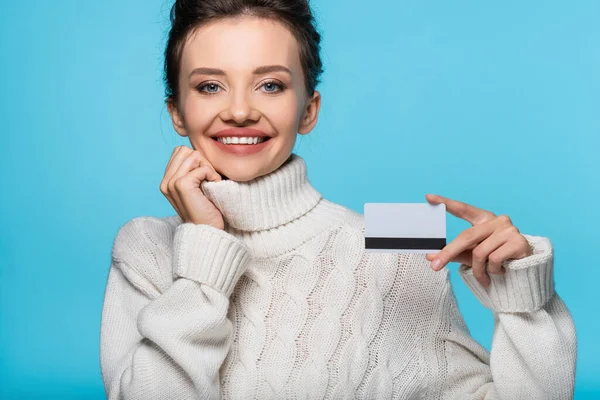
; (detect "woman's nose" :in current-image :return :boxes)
[221,92,260,124]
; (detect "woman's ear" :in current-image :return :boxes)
[167,99,188,137]
[298,90,321,135]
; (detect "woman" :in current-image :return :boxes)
[99,0,577,398]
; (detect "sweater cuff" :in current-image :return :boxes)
[172,223,251,297]
[458,234,554,313]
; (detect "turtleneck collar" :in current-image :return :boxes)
[197,153,322,232]
[165,153,354,258]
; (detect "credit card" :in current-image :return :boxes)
[364,203,446,253]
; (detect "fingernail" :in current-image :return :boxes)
[431,259,441,270]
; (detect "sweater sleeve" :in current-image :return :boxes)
[440,233,577,399]
[100,219,251,400]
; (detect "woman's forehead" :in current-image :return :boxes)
[181,17,302,76]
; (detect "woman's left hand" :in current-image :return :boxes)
[424,194,533,288]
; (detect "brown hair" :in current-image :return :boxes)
[163,0,324,104]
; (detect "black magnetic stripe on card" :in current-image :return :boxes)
[365,237,446,250]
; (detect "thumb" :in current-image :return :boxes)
[190,148,222,181]
[425,250,472,267]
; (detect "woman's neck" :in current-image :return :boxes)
[200,154,322,232]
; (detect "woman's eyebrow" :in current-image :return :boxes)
[252,65,292,75]
[188,65,292,79]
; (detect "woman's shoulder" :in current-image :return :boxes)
[111,215,178,259]
[316,198,365,233]
[109,215,179,296]
[111,215,178,257]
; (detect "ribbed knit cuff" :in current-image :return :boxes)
[172,223,251,297]
[458,234,554,313]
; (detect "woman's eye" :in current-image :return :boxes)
[261,80,284,94]
[196,81,284,95]
[197,83,221,94]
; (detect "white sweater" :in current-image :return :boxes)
[100,154,576,399]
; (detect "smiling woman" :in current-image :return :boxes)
[163,2,323,182]
[99,0,577,399]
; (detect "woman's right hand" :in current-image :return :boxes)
[159,146,225,230]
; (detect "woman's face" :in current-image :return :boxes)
[167,16,321,182]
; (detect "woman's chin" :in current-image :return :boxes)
[212,153,289,182]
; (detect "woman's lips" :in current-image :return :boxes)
[212,137,272,155]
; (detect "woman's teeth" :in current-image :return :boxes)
[217,137,268,145]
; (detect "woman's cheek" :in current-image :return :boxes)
[263,96,300,132]
[183,99,215,132]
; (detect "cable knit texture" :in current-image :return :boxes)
[100,154,576,399]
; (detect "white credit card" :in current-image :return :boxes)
[364,203,446,253]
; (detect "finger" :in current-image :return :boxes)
[426,252,449,262]
[487,232,528,273]
[190,144,208,159]
[470,233,506,288]
[425,194,496,225]
[196,165,222,183]
[189,148,221,179]
[473,261,491,288]
[198,157,220,178]
[428,250,471,266]
[161,146,186,193]
[167,150,202,219]
[174,166,222,223]
[470,243,489,282]
[170,152,223,220]
[162,191,185,222]
[164,145,184,176]
[165,149,195,221]
[161,147,191,220]
[431,221,498,271]
[174,165,220,192]
[188,153,221,182]
[474,227,518,275]
[163,146,194,187]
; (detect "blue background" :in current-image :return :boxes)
[1,0,598,398]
